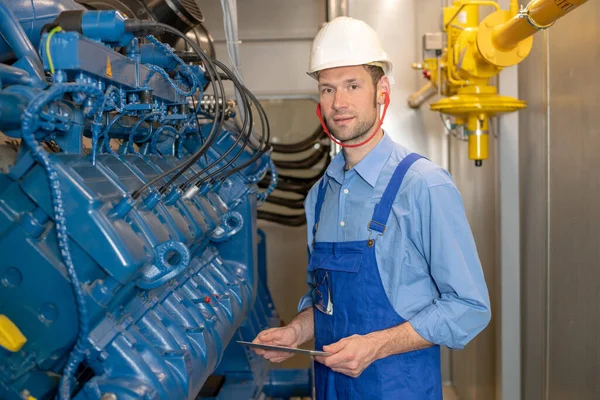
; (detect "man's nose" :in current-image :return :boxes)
[333,90,349,111]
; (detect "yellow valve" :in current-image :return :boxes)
[408,0,590,166]
[479,0,590,67]
[0,314,27,352]
[467,115,489,166]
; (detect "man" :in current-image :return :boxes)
[252,17,491,399]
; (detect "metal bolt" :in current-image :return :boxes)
[101,393,117,400]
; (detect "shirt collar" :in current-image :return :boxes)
[325,132,394,187]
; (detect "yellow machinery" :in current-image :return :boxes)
[409,0,589,166]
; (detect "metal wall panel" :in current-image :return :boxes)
[518,26,549,400]
[519,1,600,399]
[547,4,600,399]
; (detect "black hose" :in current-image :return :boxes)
[130,22,226,199]
[210,82,271,183]
[273,147,329,170]
[259,176,315,193]
[257,211,306,227]
[185,60,270,188]
[155,26,244,194]
[271,127,326,154]
[265,195,306,210]
[176,58,255,192]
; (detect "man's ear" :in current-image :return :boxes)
[377,76,391,105]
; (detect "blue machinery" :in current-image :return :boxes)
[0,0,312,398]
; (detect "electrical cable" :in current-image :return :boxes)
[272,146,329,170]
[257,210,307,227]
[177,58,254,192]
[129,22,226,199]
[179,59,268,190]
[270,127,325,154]
[264,195,306,210]
[207,78,270,183]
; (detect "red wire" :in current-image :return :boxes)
[316,92,390,148]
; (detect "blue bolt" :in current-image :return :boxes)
[164,188,182,205]
[143,191,161,209]
[111,197,134,218]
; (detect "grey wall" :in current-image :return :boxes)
[519,1,600,399]
[201,0,324,96]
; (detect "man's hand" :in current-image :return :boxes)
[314,322,432,377]
[314,334,381,378]
[251,307,315,364]
[251,326,301,363]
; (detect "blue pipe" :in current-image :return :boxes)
[0,63,31,86]
[0,91,29,130]
[0,1,45,84]
[257,158,277,205]
[20,82,104,399]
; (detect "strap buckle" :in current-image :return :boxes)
[367,220,386,246]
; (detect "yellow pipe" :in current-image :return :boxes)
[492,0,590,51]
[446,46,469,86]
[445,0,501,29]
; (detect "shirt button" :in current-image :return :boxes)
[343,189,349,194]
[340,221,345,227]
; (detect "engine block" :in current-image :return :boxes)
[0,1,307,398]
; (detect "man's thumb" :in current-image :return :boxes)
[323,340,345,353]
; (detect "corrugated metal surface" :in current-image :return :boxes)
[546,3,600,398]
[519,26,549,400]
[520,1,600,399]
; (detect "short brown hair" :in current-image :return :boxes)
[363,65,385,89]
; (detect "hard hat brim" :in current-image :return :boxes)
[307,59,393,80]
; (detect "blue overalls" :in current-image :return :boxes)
[308,153,442,399]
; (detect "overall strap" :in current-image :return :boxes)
[368,153,424,234]
[313,176,329,238]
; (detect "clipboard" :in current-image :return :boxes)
[236,340,331,356]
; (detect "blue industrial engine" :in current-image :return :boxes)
[0,0,311,398]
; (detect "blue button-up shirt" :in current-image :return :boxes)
[298,133,491,349]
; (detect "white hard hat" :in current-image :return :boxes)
[307,17,393,79]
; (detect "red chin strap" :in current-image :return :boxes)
[316,92,390,148]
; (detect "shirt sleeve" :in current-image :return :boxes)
[297,181,320,313]
[409,181,491,350]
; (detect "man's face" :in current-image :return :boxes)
[318,66,378,144]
